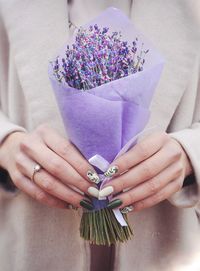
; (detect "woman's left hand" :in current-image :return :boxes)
[100,132,193,212]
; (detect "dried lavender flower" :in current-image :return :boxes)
[52,25,149,90]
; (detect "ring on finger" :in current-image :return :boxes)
[31,164,42,183]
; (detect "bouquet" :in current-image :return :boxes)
[49,7,164,246]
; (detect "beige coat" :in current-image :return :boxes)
[0,1,200,270]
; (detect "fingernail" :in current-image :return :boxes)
[107,199,122,209]
[87,170,100,184]
[80,200,94,211]
[121,205,134,214]
[88,187,99,198]
[99,186,114,197]
[104,165,119,178]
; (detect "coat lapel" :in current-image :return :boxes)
[68,0,132,27]
[131,0,199,131]
[1,0,69,131]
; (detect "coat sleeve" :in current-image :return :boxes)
[0,10,26,146]
[0,111,26,145]
[167,51,200,208]
[0,10,25,196]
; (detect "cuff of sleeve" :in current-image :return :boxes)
[168,126,200,208]
[0,112,26,145]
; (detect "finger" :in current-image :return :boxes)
[19,138,97,193]
[132,178,182,211]
[102,141,182,195]
[111,162,183,208]
[34,170,88,206]
[11,171,69,209]
[104,132,169,177]
[36,125,100,183]
[16,152,96,202]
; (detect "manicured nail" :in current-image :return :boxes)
[87,170,100,184]
[104,165,119,178]
[99,186,114,197]
[80,200,94,211]
[88,187,99,198]
[121,205,134,214]
[107,199,122,209]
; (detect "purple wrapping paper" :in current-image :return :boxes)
[49,7,164,212]
[50,81,150,163]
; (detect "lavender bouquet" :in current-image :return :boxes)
[49,8,164,245]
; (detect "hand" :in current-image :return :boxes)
[0,124,99,210]
[100,132,193,212]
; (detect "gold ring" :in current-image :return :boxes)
[31,164,42,182]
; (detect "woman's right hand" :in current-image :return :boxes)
[0,124,99,210]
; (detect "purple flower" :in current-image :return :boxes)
[52,25,149,90]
